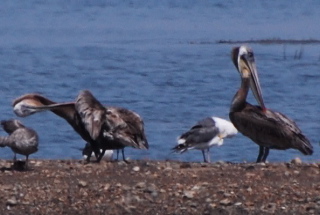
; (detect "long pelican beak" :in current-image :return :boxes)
[238,46,266,109]
[13,101,75,117]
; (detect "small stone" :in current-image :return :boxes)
[220,198,232,206]
[257,162,266,167]
[183,191,195,199]
[103,184,110,191]
[78,180,87,187]
[7,197,17,206]
[205,198,212,203]
[133,166,140,172]
[224,192,232,197]
[291,157,302,165]
[234,202,242,206]
[136,182,146,189]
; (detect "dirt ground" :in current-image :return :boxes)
[0,159,319,215]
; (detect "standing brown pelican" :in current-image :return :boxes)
[229,45,313,162]
[0,119,38,168]
[12,90,148,162]
[172,117,237,163]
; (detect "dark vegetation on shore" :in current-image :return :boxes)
[217,38,320,45]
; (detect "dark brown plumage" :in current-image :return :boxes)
[229,45,313,162]
[13,90,148,162]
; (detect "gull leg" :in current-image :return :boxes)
[202,150,207,162]
[206,148,211,163]
[122,149,129,163]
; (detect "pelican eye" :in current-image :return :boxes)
[247,51,254,61]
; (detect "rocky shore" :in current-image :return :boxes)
[0,159,319,214]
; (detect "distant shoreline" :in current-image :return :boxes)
[217,38,320,45]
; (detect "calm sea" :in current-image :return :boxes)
[0,0,319,162]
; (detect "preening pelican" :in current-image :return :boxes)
[12,90,148,162]
[0,119,38,168]
[229,45,313,162]
[172,117,237,163]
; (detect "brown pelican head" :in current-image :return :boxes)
[12,94,49,117]
[231,45,265,109]
[13,94,75,117]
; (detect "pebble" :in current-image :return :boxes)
[78,180,87,187]
[220,199,232,206]
[183,191,195,199]
[103,183,110,191]
[7,197,17,206]
[284,171,291,176]
[135,182,146,189]
[133,166,140,172]
[291,157,302,165]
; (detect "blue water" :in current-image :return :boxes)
[0,0,319,163]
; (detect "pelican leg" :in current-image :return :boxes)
[96,149,107,163]
[85,147,93,162]
[122,149,129,163]
[261,147,269,162]
[90,142,101,161]
[256,146,269,163]
[116,150,120,161]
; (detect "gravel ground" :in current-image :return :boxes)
[0,159,319,214]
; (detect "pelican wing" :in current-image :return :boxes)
[105,107,148,149]
[75,90,106,140]
[230,103,313,154]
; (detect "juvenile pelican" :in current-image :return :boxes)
[0,119,38,168]
[229,45,313,162]
[172,117,237,163]
[12,90,149,162]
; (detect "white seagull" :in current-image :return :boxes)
[172,117,237,163]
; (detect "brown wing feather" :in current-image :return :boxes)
[105,107,148,149]
[230,103,312,154]
[75,90,106,140]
